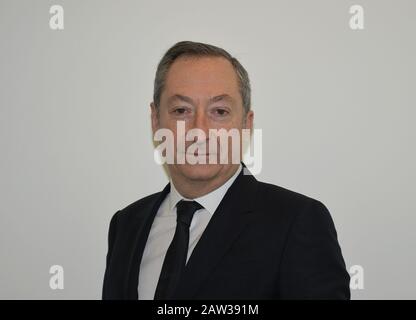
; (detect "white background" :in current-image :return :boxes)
[0,0,415,299]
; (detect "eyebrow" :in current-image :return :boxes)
[167,94,234,106]
[209,94,234,104]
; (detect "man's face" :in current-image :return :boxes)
[151,56,253,183]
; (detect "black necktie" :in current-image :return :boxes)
[154,200,203,300]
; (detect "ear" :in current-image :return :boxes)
[244,110,254,132]
[150,102,160,134]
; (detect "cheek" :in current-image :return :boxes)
[157,113,176,129]
[222,118,244,131]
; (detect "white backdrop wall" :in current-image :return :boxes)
[0,0,415,299]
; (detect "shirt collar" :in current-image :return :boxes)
[168,164,243,215]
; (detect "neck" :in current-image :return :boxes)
[169,164,240,199]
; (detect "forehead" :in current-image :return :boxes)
[162,56,240,101]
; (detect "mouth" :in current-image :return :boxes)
[185,152,217,156]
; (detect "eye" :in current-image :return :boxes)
[172,107,188,115]
[213,107,229,116]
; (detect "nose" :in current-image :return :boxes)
[185,108,211,150]
[191,108,210,137]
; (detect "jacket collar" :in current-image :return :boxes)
[125,162,259,299]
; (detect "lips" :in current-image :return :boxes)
[185,153,217,156]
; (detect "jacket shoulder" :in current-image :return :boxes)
[116,191,164,221]
[254,179,335,227]
[256,180,321,209]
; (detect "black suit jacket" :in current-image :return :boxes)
[102,165,350,299]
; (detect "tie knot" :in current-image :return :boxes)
[176,200,203,226]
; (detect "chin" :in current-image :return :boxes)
[174,163,223,182]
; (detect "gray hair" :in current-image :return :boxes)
[153,41,251,114]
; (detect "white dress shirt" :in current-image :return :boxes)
[138,164,243,300]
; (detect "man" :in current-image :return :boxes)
[102,41,350,300]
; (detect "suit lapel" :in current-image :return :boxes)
[125,183,171,299]
[174,166,259,299]
[126,164,259,300]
